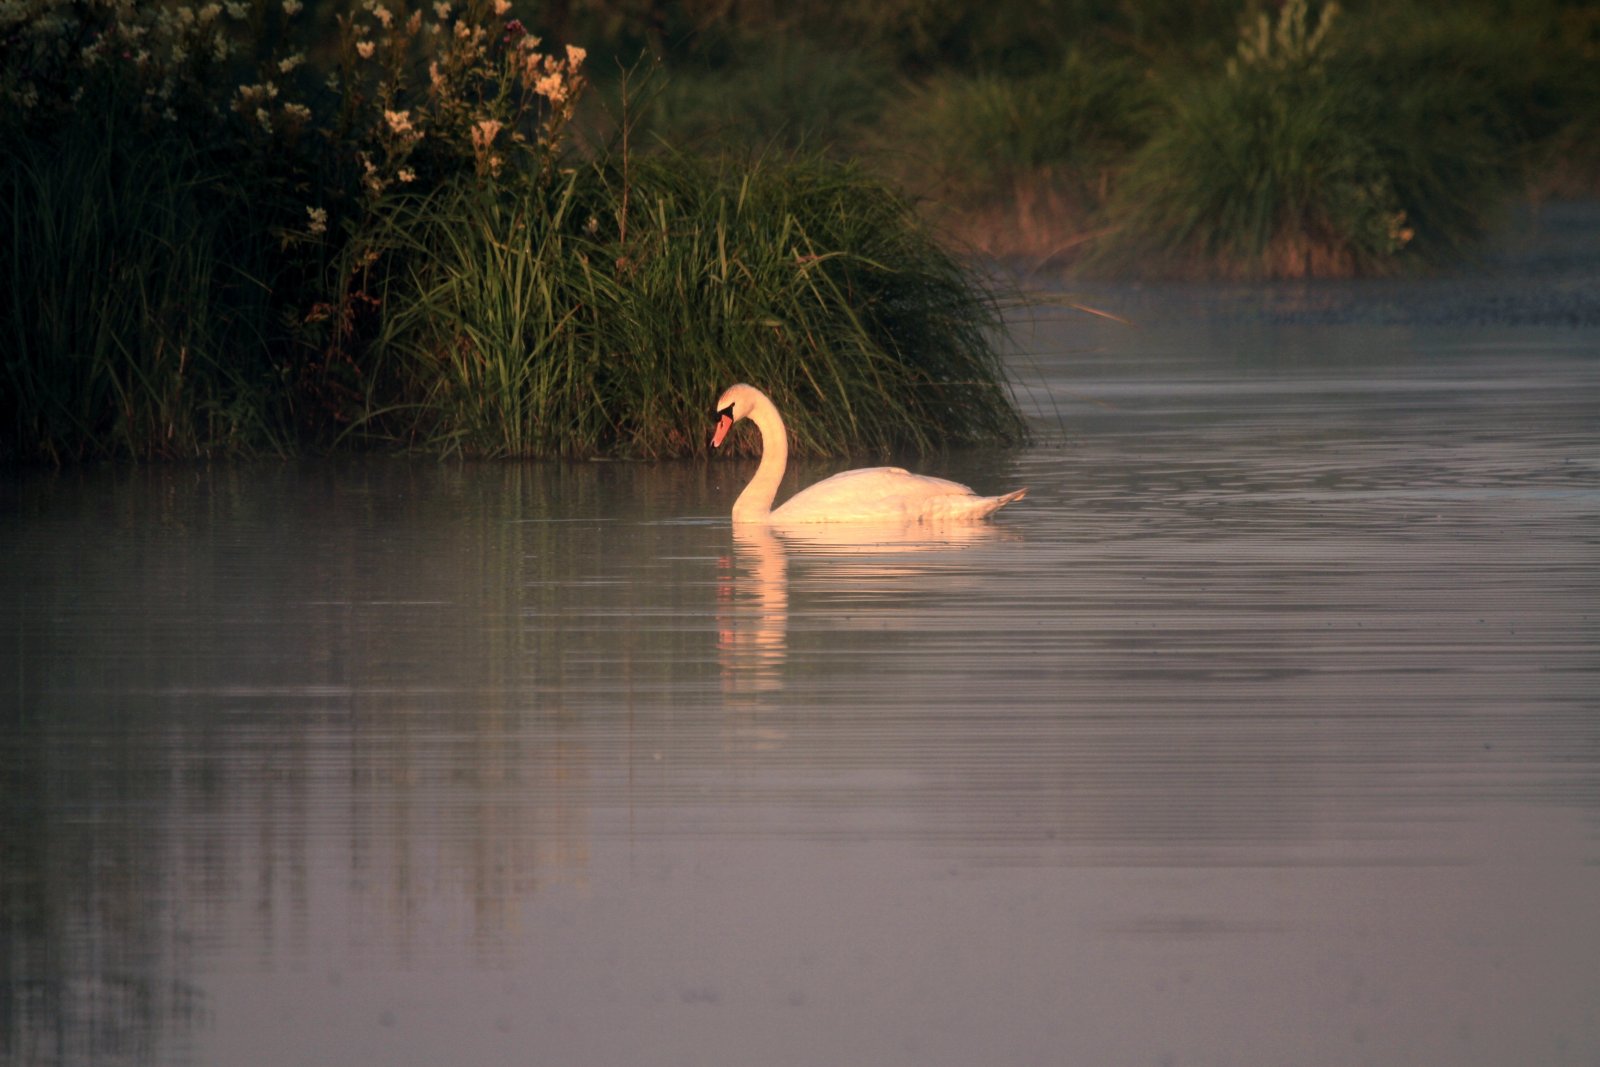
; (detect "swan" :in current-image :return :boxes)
[711,383,1027,525]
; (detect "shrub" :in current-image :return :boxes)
[1,0,596,460]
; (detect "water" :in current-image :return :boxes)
[4,214,1599,1067]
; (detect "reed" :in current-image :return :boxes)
[355,151,1025,458]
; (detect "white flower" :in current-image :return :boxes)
[306,206,328,235]
[384,108,414,135]
[226,2,248,19]
[282,0,303,14]
[356,40,375,58]
[372,4,392,28]
[278,52,303,73]
[398,167,416,183]
[256,107,272,132]
[493,0,511,14]
[565,43,585,66]
[433,2,450,18]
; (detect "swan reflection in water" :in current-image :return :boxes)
[716,520,1020,703]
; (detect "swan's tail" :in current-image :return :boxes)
[962,486,1026,519]
[986,487,1027,514]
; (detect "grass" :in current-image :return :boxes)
[1088,60,1417,277]
[1,106,288,464]
[354,151,1025,458]
[1085,0,1531,278]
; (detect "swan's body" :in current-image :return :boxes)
[711,383,1026,526]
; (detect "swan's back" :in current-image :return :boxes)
[771,467,1026,525]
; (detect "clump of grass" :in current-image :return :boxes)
[1088,0,1523,278]
[355,150,1024,459]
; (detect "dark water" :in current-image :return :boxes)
[5,218,1599,1067]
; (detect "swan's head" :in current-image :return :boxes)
[712,383,766,448]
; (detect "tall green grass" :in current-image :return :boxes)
[1086,0,1537,278]
[1090,64,1417,277]
[355,152,1025,458]
[2,108,288,464]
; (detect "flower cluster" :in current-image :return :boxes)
[332,0,589,197]
[3,0,591,225]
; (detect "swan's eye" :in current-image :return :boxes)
[717,403,734,420]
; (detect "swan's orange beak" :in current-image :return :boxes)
[711,405,735,448]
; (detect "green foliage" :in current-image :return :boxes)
[356,153,1024,458]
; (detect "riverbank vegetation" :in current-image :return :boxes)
[2,0,1019,463]
[579,0,1597,274]
[4,0,1595,462]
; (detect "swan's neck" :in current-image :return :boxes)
[732,396,788,523]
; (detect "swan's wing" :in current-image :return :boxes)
[772,467,983,523]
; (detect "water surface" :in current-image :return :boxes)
[4,215,1599,1067]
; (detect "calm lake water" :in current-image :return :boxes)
[4,207,1599,1067]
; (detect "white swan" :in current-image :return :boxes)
[711,383,1027,525]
